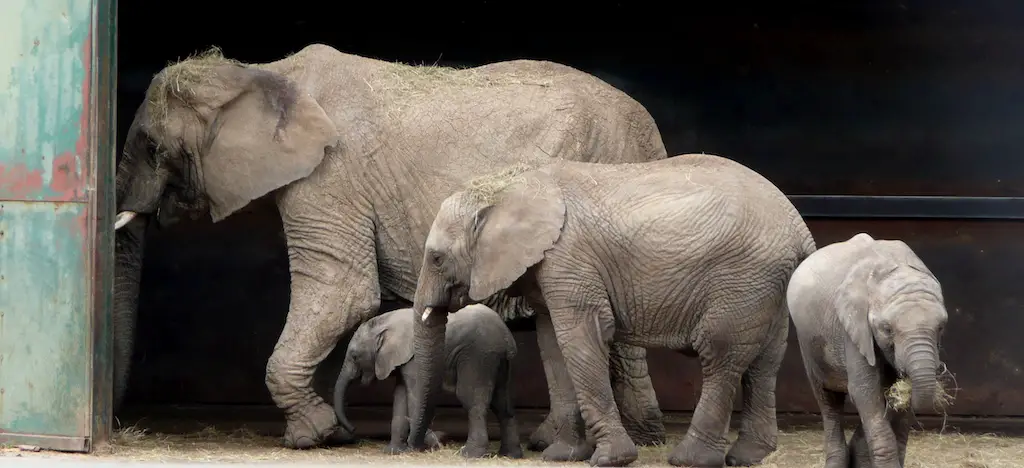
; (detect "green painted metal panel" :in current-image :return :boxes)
[0,202,90,435]
[0,0,116,453]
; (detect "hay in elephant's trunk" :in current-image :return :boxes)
[885,363,959,413]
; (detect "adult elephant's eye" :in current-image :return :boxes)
[431,252,444,268]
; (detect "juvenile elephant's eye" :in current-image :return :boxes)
[879,323,893,337]
[430,251,444,268]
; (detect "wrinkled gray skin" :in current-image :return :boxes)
[111,44,669,450]
[412,154,817,467]
[787,233,950,468]
[333,305,522,458]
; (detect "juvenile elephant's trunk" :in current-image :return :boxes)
[903,331,940,414]
[112,215,148,411]
[407,307,448,449]
[332,358,358,435]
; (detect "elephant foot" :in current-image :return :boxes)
[528,413,558,451]
[589,437,639,467]
[458,444,490,458]
[425,429,446,449]
[282,401,340,449]
[383,443,411,455]
[725,437,775,466]
[499,443,525,459]
[616,388,666,447]
[668,435,726,468]
[542,440,595,462]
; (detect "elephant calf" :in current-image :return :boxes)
[787,233,951,468]
[411,154,817,467]
[333,304,522,458]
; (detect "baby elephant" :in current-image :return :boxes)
[333,304,522,458]
[788,233,951,468]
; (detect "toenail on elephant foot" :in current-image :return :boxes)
[542,440,595,462]
[282,402,340,450]
[725,438,775,466]
[589,438,639,467]
[668,436,726,468]
[459,445,490,458]
[528,421,557,452]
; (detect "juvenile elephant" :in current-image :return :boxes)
[111,44,670,449]
[333,305,521,458]
[410,154,817,467]
[787,233,951,468]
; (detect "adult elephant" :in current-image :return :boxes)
[111,44,669,450]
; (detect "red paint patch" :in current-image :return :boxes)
[47,29,92,202]
[0,163,45,199]
[49,153,83,201]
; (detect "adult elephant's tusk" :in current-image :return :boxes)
[421,307,433,323]
[114,211,138,230]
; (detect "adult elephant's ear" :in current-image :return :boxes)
[156,61,338,222]
[467,169,566,301]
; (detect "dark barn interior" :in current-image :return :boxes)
[116,0,1024,431]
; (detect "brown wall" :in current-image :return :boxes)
[116,1,1024,417]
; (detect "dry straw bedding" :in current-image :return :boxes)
[0,424,1019,468]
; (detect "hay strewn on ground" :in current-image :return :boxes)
[3,425,1022,467]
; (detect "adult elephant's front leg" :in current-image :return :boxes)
[609,342,665,446]
[531,313,593,461]
[266,209,382,449]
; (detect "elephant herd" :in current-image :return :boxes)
[111,43,952,468]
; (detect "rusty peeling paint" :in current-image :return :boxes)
[0,0,112,453]
[0,0,92,203]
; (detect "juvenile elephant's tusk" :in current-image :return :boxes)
[114,211,138,230]
[421,307,433,323]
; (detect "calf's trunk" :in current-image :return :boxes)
[904,332,940,414]
[332,358,358,435]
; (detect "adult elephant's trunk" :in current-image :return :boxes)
[902,331,940,414]
[407,308,448,449]
[113,215,147,411]
[332,358,358,435]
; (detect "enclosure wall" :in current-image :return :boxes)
[116,1,1024,418]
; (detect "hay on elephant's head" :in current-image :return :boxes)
[464,161,536,205]
[146,46,244,124]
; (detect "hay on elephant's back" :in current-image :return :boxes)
[366,61,554,105]
[146,47,244,124]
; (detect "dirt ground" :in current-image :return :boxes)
[3,424,1021,468]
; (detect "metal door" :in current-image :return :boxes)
[0,0,116,452]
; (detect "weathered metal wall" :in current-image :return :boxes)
[114,1,1024,419]
[0,0,116,452]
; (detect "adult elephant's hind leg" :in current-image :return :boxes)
[266,210,381,449]
[610,342,666,446]
[668,311,749,468]
[726,309,789,466]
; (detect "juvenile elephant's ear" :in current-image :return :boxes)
[835,254,895,367]
[374,315,415,380]
[162,64,338,222]
[468,170,566,301]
